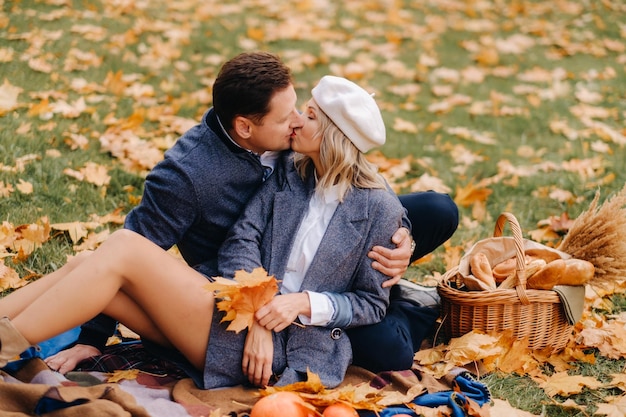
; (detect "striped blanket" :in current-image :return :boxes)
[0,342,490,417]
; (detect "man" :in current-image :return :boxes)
[45,51,458,375]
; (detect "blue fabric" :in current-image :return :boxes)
[35,397,89,414]
[1,327,81,374]
[36,327,81,358]
[359,373,490,417]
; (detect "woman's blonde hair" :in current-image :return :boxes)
[293,106,387,202]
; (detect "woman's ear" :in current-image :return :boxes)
[233,116,252,139]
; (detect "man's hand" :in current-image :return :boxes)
[242,321,274,387]
[44,344,101,374]
[368,227,413,288]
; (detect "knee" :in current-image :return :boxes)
[100,229,148,260]
[399,191,459,260]
[107,228,144,246]
[71,250,93,263]
[406,191,459,228]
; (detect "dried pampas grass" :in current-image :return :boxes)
[558,184,626,290]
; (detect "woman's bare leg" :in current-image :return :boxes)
[103,290,171,347]
[1,229,214,369]
[0,251,93,318]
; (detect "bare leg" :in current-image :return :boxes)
[0,229,214,369]
[0,251,93,318]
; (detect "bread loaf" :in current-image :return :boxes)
[526,259,566,290]
[559,259,595,286]
[467,252,497,291]
[492,257,516,282]
[498,258,547,290]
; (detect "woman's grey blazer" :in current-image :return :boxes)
[203,159,405,389]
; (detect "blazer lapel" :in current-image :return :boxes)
[302,189,369,289]
[268,171,312,276]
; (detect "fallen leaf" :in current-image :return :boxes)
[541,371,603,397]
[594,395,626,417]
[106,369,141,383]
[0,78,22,115]
[205,267,279,333]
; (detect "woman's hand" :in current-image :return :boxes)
[368,227,413,287]
[44,344,102,374]
[242,321,274,387]
[255,293,310,332]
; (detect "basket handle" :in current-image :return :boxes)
[493,212,530,305]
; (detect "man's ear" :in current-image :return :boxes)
[233,116,252,139]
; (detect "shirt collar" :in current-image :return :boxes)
[215,113,248,152]
[318,183,341,204]
[216,113,279,170]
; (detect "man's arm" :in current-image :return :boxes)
[368,227,413,288]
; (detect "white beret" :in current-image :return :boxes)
[311,75,386,153]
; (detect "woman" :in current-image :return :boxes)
[0,76,405,389]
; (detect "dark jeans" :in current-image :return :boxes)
[348,191,459,372]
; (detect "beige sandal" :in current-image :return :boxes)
[0,317,31,367]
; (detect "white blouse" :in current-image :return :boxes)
[282,184,341,326]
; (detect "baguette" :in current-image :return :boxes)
[524,248,562,263]
[526,259,566,290]
[559,259,595,286]
[498,258,547,290]
[466,252,497,291]
[492,257,516,283]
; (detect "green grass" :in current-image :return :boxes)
[1,0,626,414]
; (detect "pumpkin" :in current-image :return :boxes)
[322,402,358,417]
[250,392,311,417]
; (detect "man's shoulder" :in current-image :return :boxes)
[165,122,218,158]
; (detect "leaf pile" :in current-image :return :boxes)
[259,369,425,414]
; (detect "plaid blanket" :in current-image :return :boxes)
[0,342,490,417]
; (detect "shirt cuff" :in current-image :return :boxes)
[298,291,334,326]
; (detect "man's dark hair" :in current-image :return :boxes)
[213,51,293,130]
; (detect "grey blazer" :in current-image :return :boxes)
[203,159,405,389]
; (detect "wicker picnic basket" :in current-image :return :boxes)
[437,212,573,351]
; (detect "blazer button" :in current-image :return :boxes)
[330,328,342,340]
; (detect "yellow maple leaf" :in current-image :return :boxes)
[595,395,626,417]
[106,368,141,383]
[261,368,325,395]
[541,371,604,397]
[0,221,16,250]
[454,182,492,208]
[63,162,111,187]
[261,368,395,412]
[0,181,14,198]
[0,78,22,115]
[489,399,540,416]
[11,218,51,257]
[0,262,28,292]
[50,221,92,244]
[445,331,503,365]
[205,267,279,333]
[73,229,110,252]
[16,179,33,195]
